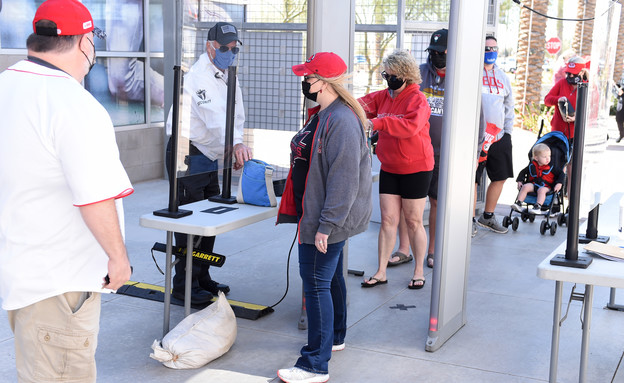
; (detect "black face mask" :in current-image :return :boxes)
[386,75,405,90]
[430,53,446,69]
[386,76,405,90]
[566,75,581,85]
[301,80,319,102]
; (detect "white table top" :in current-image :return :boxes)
[140,198,280,237]
[537,192,624,288]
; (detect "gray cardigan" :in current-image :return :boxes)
[295,99,373,245]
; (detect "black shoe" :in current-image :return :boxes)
[171,286,213,304]
[199,279,230,295]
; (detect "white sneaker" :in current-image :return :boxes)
[278,367,329,383]
[511,202,523,213]
[529,204,544,215]
[332,343,345,351]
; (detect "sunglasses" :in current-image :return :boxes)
[93,27,107,39]
[381,71,400,82]
[484,46,498,52]
[216,44,240,54]
[429,50,446,56]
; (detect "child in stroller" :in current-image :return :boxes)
[502,130,570,234]
[512,142,565,215]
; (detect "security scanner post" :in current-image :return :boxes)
[209,65,237,204]
[154,65,192,219]
[578,205,610,244]
[550,82,592,269]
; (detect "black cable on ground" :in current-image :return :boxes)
[269,226,299,309]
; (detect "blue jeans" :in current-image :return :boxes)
[295,241,347,374]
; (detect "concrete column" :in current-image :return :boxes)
[307,0,355,73]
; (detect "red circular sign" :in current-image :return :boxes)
[546,37,562,55]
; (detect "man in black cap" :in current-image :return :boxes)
[390,28,448,269]
[165,22,252,304]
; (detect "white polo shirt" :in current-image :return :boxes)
[0,59,133,310]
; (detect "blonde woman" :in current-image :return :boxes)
[276,52,372,383]
[359,49,434,290]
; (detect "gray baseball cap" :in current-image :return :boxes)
[207,22,242,45]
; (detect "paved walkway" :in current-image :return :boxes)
[2,127,624,382]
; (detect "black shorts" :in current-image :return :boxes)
[475,133,514,184]
[379,169,433,199]
[427,154,440,200]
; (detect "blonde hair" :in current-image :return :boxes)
[382,49,422,85]
[532,143,550,159]
[315,73,368,129]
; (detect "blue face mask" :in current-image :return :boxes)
[484,51,498,65]
[213,49,236,70]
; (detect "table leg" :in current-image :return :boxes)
[579,284,593,383]
[185,234,193,317]
[549,281,563,383]
[163,231,173,337]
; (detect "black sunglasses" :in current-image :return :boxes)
[485,46,498,52]
[93,27,107,39]
[428,50,446,56]
[217,45,240,54]
[381,71,400,82]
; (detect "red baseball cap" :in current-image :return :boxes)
[565,60,586,75]
[292,52,347,78]
[33,0,94,36]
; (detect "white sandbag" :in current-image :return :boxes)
[150,291,237,369]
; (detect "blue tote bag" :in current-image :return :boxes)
[236,159,277,207]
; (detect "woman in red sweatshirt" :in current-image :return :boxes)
[544,56,589,142]
[359,50,434,290]
[544,55,589,196]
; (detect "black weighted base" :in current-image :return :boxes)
[550,254,593,269]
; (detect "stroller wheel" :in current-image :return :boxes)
[550,222,557,236]
[502,216,511,228]
[561,214,568,226]
[521,212,529,222]
[529,214,536,223]
[556,213,565,226]
[540,220,547,235]
[512,217,520,231]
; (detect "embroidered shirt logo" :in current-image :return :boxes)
[196,89,210,105]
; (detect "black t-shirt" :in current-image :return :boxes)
[290,114,319,218]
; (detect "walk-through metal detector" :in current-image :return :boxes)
[426,0,488,352]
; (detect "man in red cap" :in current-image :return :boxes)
[0,1,132,381]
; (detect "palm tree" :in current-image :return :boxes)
[573,0,595,56]
[613,8,624,82]
[514,0,549,130]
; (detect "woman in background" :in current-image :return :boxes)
[359,50,434,290]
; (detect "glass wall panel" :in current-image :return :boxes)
[0,0,39,49]
[85,57,146,126]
